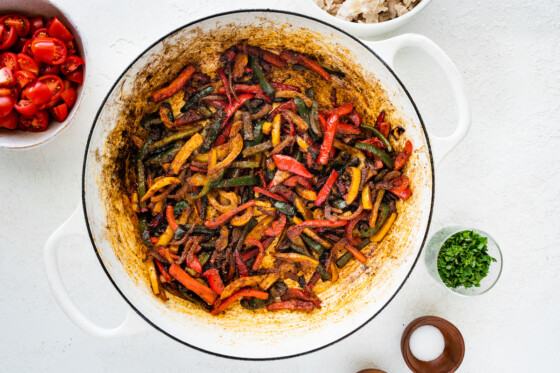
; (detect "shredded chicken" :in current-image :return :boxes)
[313,0,420,23]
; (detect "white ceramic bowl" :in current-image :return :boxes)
[0,0,87,149]
[300,0,433,37]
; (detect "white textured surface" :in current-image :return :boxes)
[1,0,559,371]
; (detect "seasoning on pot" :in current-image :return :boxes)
[408,325,445,362]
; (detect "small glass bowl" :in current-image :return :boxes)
[424,226,503,296]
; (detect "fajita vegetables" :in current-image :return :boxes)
[127,43,414,314]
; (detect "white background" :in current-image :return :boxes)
[1,0,559,372]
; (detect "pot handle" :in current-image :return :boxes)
[44,206,151,338]
[362,34,471,165]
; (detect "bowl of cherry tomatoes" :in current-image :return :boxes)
[0,0,86,149]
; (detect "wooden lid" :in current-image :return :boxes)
[401,316,465,373]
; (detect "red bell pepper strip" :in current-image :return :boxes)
[267,300,314,311]
[280,50,330,81]
[169,263,218,305]
[223,93,253,126]
[344,244,367,264]
[394,140,413,170]
[224,49,236,61]
[322,102,353,117]
[348,110,361,126]
[246,238,266,270]
[256,170,267,188]
[377,122,390,138]
[281,288,322,308]
[359,137,386,150]
[388,175,412,200]
[336,123,361,135]
[345,211,367,246]
[314,169,339,207]
[217,68,232,105]
[189,165,207,172]
[151,65,195,102]
[287,220,347,239]
[156,247,180,262]
[317,114,339,165]
[318,113,327,131]
[165,204,179,232]
[235,250,249,277]
[270,81,300,92]
[262,51,287,67]
[202,268,224,295]
[218,84,263,95]
[306,272,321,291]
[283,175,312,190]
[391,187,412,200]
[211,288,270,315]
[242,248,259,261]
[264,214,287,237]
[373,156,384,169]
[268,100,296,121]
[376,111,385,124]
[204,200,256,229]
[155,259,172,282]
[273,154,313,178]
[253,186,288,202]
[207,99,228,110]
[150,237,158,244]
[186,254,202,273]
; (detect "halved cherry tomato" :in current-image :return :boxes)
[37,96,60,110]
[47,17,73,42]
[23,81,51,105]
[0,25,17,50]
[29,17,44,34]
[14,99,38,116]
[60,55,84,75]
[51,102,68,122]
[1,15,30,37]
[0,94,15,117]
[32,28,49,39]
[65,40,77,55]
[0,110,18,129]
[40,63,60,75]
[17,53,39,75]
[38,74,63,102]
[66,67,83,84]
[0,52,19,72]
[19,110,49,132]
[15,37,29,52]
[60,86,76,107]
[0,67,15,86]
[31,37,67,65]
[21,39,33,56]
[14,70,36,89]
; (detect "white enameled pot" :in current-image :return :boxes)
[44,10,470,360]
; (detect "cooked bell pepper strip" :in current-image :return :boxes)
[362,184,373,210]
[230,207,254,226]
[199,111,226,153]
[276,91,312,107]
[218,84,263,95]
[261,50,287,67]
[273,155,313,178]
[186,254,202,273]
[193,170,225,200]
[345,211,366,245]
[149,125,203,152]
[215,175,259,188]
[253,187,288,202]
[345,167,361,205]
[158,102,174,129]
[268,100,297,121]
[344,244,367,264]
[207,134,243,175]
[181,86,213,113]
[354,142,394,169]
[267,300,314,311]
[275,253,319,269]
[224,93,254,125]
[151,65,195,102]
[261,120,273,135]
[365,200,388,233]
[390,187,412,200]
[348,110,361,126]
[333,139,366,169]
[394,140,413,170]
[337,123,361,135]
[249,56,275,98]
[169,263,217,305]
[323,102,353,117]
[220,275,268,299]
[245,238,266,270]
[208,191,238,212]
[314,169,339,207]
[155,259,172,283]
[231,160,259,168]
[202,269,224,295]
[264,214,287,237]
[377,121,391,138]
[287,219,347,239]
[204,200,256,229]
[360,124,393,152]
[170,133,203,174]
[246,215,275,242]
[317,114,339,165]
[235,250,249,278]
[141,177,181,203]
[165,205,179,232]
[371,212,397,242]
[272,201,295,217]
[217,68,232,105]
[243,141,273,157]
[146,259,160,295]
[293,96,311,124]
[296,186,317,201]
[280,50,330,81]
[376,111,385,124]
[271,114,281,146]
[270,81,300,92]
[281,288,322,308]
[282,110,309,131]
[189,172,209,186]
[212,287,269,315]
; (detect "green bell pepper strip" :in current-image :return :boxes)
[316,263,332,281]
[249,56,275,98]
[336,238,370,268]
[181,86,214,113]
[301,234,324,256]
[174,225,218,240]
[148,125,203,152]
[360,124,393,152]
[138,218,152,247]
[196,106,213,119]
[246,120,264,147]
[273,201,296,216]
[215,175,259,188]
[231,161,260,168]
[136,139,153,206]
[145,142,182,166]
[293,96,309,123]
[198,251,210,267]
[192,170,225,199]
[173,200,189,216]
[354,142,394,169]
[359,202,390,237]
[140,112,162,128]
[199,110,226,153]
[309,101,322,140]
[235,217,259,252]
[242,140,272,157]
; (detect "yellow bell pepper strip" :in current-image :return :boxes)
[207,193,236,213]
[314,169,339,207]
[246,215,276,241]
[362,184,373,210]
[146,258,160,295]
[168,263,217,305]
[259,273,281,290]
[268,170,291,188]
[287,220,347,239]
[273,155,313,178]
[140,177,181,203]
[230,207,254,226]
[208,147,218,171]
[345,167,361,205]
[275,90,313,106]
[218,191,239,209]
[282,110,309,131]
[170,133,203,174]
[215,226,229,251]
[333,139,366,169]
[275,253,319,269]
[294,197,314,221]
[330,262,339,283]
[211,288,269,315]
[271,113,281,146]
[194,142,230,163]
[188,172,208,186]
[158,103,174,129]
[151,65,195,102]
[219,275,268,300]
[192,170,225,200]
[262,120,273,135]
[204,200,256,229]
[371,212,397,242]
[207,134,243,175]
[155,226,175,247]
[296,136,309,152]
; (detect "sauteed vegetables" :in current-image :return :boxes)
[127,43,414,314]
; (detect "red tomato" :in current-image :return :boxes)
[21,39,33,56]
[14,70,36,89]
[0,25,17,50]
[47,17,73,42]
[40,63,60,75]
[0,52,19,72]
[0,94,15,117]
[60,86,76,107]
[31,37,67,65]
[32,28,49,39]
[38,74,63,101]
[1,15,30,36]
[29,17,44,34]
[0,67,15,86]
[17,53,39,75]
[60,55,84,75]
[0,110,18,129]
[51,102,68,122]
[19,110,49,131]
[66,67,83,84]
[65,40,77,55]
[14,99,38,116]
[23,81,51,105]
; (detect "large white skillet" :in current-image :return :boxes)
[44,10,469,360]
